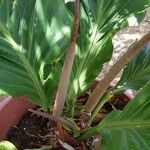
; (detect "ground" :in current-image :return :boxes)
[99,9,150,85]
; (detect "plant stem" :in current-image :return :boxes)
[88,92,113,125]
[83,32,150,115]
[53,0,80,117]
[29,109,79,130]
[77,126,99,141]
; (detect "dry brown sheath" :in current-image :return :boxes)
[29,109,78,130]
[53,0,80,117]
[84,32,150,113]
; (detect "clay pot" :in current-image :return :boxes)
[0,87,133,141]
[0,96,35,140]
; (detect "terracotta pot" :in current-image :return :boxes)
[0,96,35,140]
[0,87,133,141]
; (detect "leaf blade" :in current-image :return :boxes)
[116,43,150,92]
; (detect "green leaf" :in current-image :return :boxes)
[66,0,150,115]
[0,0,72,110]
[0,141,17,150]
[99,80,150,150]
[79,80,150,149]
[116,43,150,92]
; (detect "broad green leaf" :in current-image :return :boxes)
[0,0,72,110]
[116,43,150,92]
[83,80,150,150]
[0,141,17,150]
[0,0,149,113]
[100,80,150,149]
[66,0,150,115]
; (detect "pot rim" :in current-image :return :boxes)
[0,96,35,140]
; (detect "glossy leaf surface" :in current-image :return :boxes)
[66,0,150,114]
[116,43,150,92]
[96,80,150,150]
[80,80,150,148]
[0,0,71,110]
[0,141,17,150]
[0,0,149,112]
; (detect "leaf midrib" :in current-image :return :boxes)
[125,67,150,83]
[17,51,48,109]
[1,21,49,109]
[69,0,132,99]
[99,120,150,131]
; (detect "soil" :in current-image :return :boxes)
[6,89,131,150]
[6,112,57,150]
[6,110,87,150]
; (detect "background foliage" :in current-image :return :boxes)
[0,0,149,112]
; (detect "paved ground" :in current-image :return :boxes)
[99,9,150,85]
